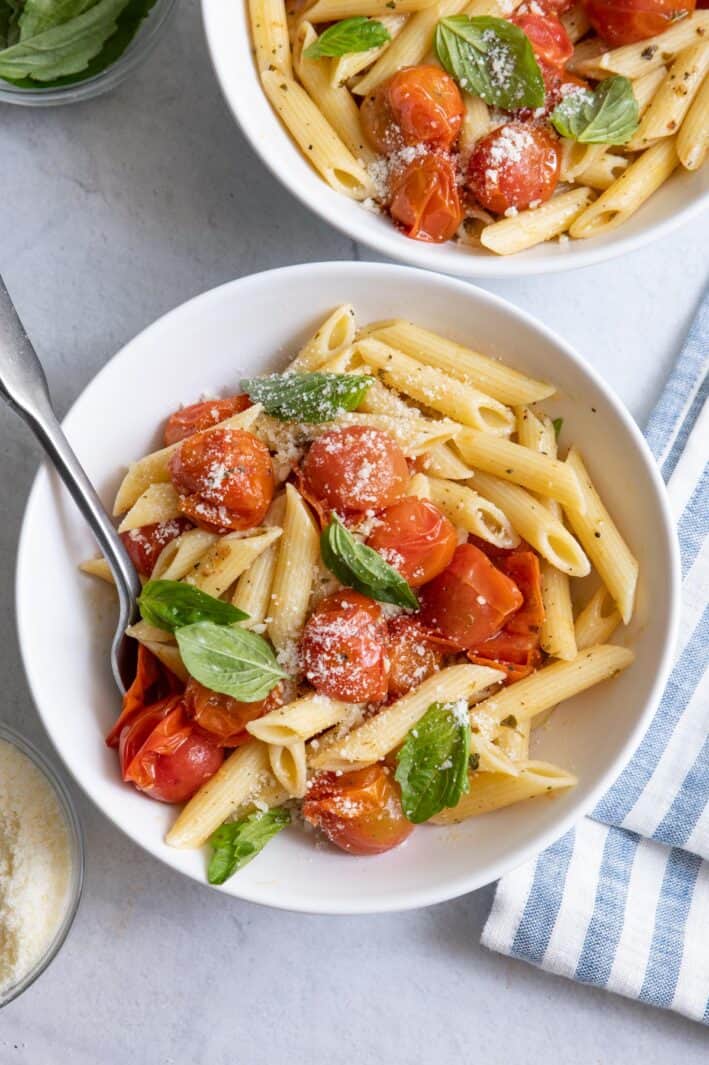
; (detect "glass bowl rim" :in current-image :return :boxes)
[0,723,85,1008]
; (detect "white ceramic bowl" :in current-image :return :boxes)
[201,0,708,278]
[16,262,679,913]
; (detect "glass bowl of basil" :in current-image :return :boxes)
[0,0,176,105]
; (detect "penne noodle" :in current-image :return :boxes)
[268,741,308,798]
[560,1,591,43]
[559,142,608,184]
[248,0,292,75]
[308,664,503,771]
[574,12,709,79]
[633,64,670,116]
[117,483,181,533]
[364,320,555,405]
[306,0,436,21]
[261,71,375,200]
[627,43,709,149]
[125,620,175,645]
[231,494,286,626]
[469,644,635,727]
[459,94,492,158]
[469,471,590,577]
[567,36,606,75]
[421,441,475,481]
[677,69,709,168]
[481,188,595,255]
[268,484,319,653]
[470,728,521,776]
[151,528,218,582]
[357,337,516,435]
[288,304,357,372]
[331,15,407,86]
[79,557,115,584]
[580,152,630,190]
[423,474,521,549]
[183,527,282,600]
[575,586,622,650]
[138,641,189,683]
[563,446,639,624]
[492,718,531,763]
[430,761,577,823]
[248,694,352,745]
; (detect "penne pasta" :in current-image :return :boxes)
[492,718,531,763]
[627,42,709,150]
[430,761,577,823]
[117,483,181,533]
[421,441,474,481]
[183,527,282,599]
[364,320,555,405]
[268,484,319,653]
[231,494,286,626]
[248,694,352,745]
[563,446,639,624]
[138,641,189,683]
[560,1,591,43]
[575,586,622,650]
[248,0,292,75]
[268,741,308,798]
[79,557,115,584]
[331,14,407,86]
[306,0,436,21]
[288,304,357,372]
[459,94,492,158]
[469,470,590,577]
[308,664,503,770]
[677,69,709,168]
[261,71,375,200]
[481,188,595,255]
[574,12,709,79]
[152,528,219,582]
[559,142,608,184]
[422,474,521,549]
[580,152,630,191]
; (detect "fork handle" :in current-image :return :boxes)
[0,275,141,612]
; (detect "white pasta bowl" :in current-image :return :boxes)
[16,262,679,913]
[201,0,709,277]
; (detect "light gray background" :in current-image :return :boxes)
[1,3,708,1061]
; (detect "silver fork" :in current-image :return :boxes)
[0,276,141,694]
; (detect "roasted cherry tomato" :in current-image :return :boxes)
[390,153,463,242]
[467,654,536,685]
[583,0,695,46]
[301,589,389,703]
[366,498,457,587]
[511,12,574,66]
[472,629,543,666]
[528,0,576,13]
[537,62,590,111]
[118,696,224,804]
[169,427,274,533]
[360,65,464,153]
[419,542,524,649]
[387,616,444,700]
[302,426,409,514]
[497,550,545,637]
[120,517,192,578]
[184,678,280,747]
[164,395,251,446]
[303,765,413,855]
[467,122,560,215]
[106,645,183,748]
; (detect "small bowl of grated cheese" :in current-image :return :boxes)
[0,725,83,1007]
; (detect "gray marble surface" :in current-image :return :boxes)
[1,3,708,1061]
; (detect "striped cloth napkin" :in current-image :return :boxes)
[482,292,709,1025]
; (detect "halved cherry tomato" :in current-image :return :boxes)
[419,543,524,649]
[184,678,281,747]
[360,65,464,153]
[467,654,536,685]
[118,696,224,804]
[467,122,560,215]
[169,427,274,533]
[106,645,183,748]
[301,589,389,703]
[472,629,543,665]
[583,0,695,46]
[387,616,444,700]
[302,426,409,514]
[120,517,192,578]
[164,395,251,446]
[303,765,413,855]
[498,550,545,637]
[390,153,463,242]
[511,12,574,66]
[366,498,457,587]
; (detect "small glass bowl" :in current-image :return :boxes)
[0,0,177,107]
[0,724,84,1008]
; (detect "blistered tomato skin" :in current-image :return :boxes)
[120,517,192,577]
[467,122,560,215]
[386,617,444,700]
[302,425,410,514]
[360,65,464,153]
[511,12,574,66]
[390,153,463,242]
[164,394,251,446]
[366,498,457,586]
[300,589,389,703]
[583,0,695,47]
[303,765,414,855]
[169,427,274,533]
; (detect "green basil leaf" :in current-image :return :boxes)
[176,621,286,702]
[550,75,639,145]
[138,579,248,634]
[240,372,372,424]
[552,417,563,439]
[208,807,291,885]
[303,16,390,59]
[434,15,544,110]
[0,0,156,86]
[321,513,418,610]
[395,701,471,823]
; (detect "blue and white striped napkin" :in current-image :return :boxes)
[482,292,709,1025]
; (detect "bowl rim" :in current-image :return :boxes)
[15,261,681,913]
[200,0,709,279]
[0,724,85,1006]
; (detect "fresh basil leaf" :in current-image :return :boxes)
[321,513,418,610]
[434,15,544,110]
[0,0,130,81]
[552,417,563,439]
[395,701,471,824]
[176,621,286,702]
[303,16,390,59]
[550,75,639,145]
[138,579,248,634]
[208,807,291,885]
[240,372,372,424]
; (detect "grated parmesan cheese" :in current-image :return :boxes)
[0,739,73,996]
